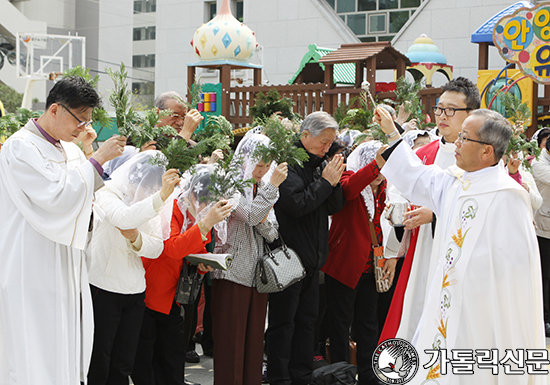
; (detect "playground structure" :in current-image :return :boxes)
[472,1,550,136]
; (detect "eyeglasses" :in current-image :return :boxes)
[457,132,492,146]
[59,104,93,128]
[432,106,472,117]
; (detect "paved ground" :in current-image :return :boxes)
[185,345,214,385]
[184,340,550,385]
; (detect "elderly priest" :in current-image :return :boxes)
[374,106,545,385]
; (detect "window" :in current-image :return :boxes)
[326,0,335,9]
[235,1,243,22]
[369,14,386,33]
[360,36,376,42]
[347,14,366,35]
[132,54,155,68]
[337,0,355,13]
[357,0,376,11]
[389,10,409,33]
[133,27,156,41]
[133,28,142,41]
[206,1,217,21]
[379,0,398,10]
[401,0,421,7]
[378,35,394,41]
[133,0,156,14]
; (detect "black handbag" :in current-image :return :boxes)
[175,261,204,305]
[254,233,306,293]
[311,362,357,385]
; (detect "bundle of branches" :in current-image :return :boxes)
[502,92,540,169]
[130,109,179,150]
[63,66,111,129]
[106,62,144,138]
[384,76,434,130]
[337,90,388,145]
[253,116,309,167]
[203,153,255,203]
[192,115,234,156]
[149,137,204,172]
[250,89,295,123]
[0,108,41,139]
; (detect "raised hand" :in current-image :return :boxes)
[270,162,288,187]
[322,154,345,187]
[91,135,127,165]
[160,169,181,201]
[374,106,400,137]
[179,109,204,141]
[201,200,233,230]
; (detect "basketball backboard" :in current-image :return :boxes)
[15,33,85,79]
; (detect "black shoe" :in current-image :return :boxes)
[184,380,200,385]
[545,323,550,337]
[202,346,213,357]
[185,350,200,363]
[192,331,203,344]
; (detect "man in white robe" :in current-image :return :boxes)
[0,76,126,385]
[381,78,481,343]
[375,107,546,384]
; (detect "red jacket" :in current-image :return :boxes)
[142,199,210,314]
[322,161,386,289]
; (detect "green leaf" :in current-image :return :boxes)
[252,116,309,167]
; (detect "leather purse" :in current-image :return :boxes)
[369,219,392,293]
[255,234,306,293]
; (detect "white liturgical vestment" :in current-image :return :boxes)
[382,142,545,385]
[397,139,457,342]
[0,120,102,385]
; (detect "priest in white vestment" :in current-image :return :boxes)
[0,77,126,385]
[375,106,546,385]
[385,78,482,343]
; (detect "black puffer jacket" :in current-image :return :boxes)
[274,141,346,271]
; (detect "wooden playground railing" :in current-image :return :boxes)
[227,83,443,128]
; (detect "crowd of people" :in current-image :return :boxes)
[0,74,548,385]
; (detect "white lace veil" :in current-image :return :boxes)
[233,132,274,202]
[160,164,228,244]
[402,130,437,149]
[346,141,383,219]
[106,150,166,206]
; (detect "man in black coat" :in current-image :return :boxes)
[267,111,346,385]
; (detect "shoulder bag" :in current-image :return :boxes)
[255,233,306,293]
[175,261,204,305]
[369,218,392,293]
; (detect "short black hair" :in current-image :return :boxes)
[441,76,481,111]
[46,76,101,110]
[537,128,550,149]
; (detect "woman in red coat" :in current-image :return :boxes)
[132,165,232,385]
[322,140,397,385]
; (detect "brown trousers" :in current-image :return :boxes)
[211,279,268,385]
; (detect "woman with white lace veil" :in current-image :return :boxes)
[132,164,232,385]
[321,140,395,384]
[87,150,180,385]
[210,132,288,385]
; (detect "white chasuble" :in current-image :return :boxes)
[0,121,98,385]
[397,139,457,342]
[382,142,545,385]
